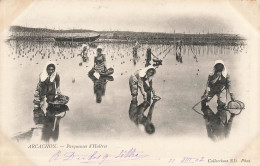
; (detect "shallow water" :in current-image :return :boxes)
[2,40,246,141]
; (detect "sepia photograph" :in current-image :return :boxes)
[0,0,259,165]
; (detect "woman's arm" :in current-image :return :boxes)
[56,74,60,88]
[147,101,155,122]
[204,75,211,96]
[94,56,97,64]
[102,54,106,66]
[55,74,61,94]
[149,80,156,95]
[226,74,235,101]
[137,75,146,100]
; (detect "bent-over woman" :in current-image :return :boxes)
[201,60,235,123]
[129,66,157,106]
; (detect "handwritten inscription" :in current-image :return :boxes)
[49,148,148,164]
[48,148,251,165]
[168,157,204,164]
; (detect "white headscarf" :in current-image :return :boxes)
[82,44,89,50]
[139,65,156,82]
[40,61,57,82]
[210,60,228,78]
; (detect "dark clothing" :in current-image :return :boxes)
[88,70,114,103]
[32,104,69,142]
[129,100,148,125]
[142,78,152,103]
[202,73,233,112]
[80,49,89,62]
[176,44,182,63]
[176,52,183,63]
[202,106,235,141]
[41,104,69,142]
[40,74,60,102]
[129,67,154,99]
[145,50,152,67]
[207,74,231,93]
[34,73,60,106]
[133,48,138,65]
[129,100,154,125]
[92,54,107,74]
[33,62,61,109]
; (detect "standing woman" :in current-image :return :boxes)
[80,45,89,63]
[145,48,152,67]
[132,41,140,65]
[34,61,61,108]
[129,66,157,105]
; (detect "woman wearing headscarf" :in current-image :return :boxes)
[34,61,61,108]
[79,44,89,63]
[89,46,107,74]
[201,60,235,117]
[132,41,140,65]
[129,66,157,105]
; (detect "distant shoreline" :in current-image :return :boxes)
[7,26,246,46]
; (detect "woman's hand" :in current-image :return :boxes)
[230,93,235,101]
[202,90,209,99]
[56,87,61,96]
[40,100,45,109]
[152,89,155,95]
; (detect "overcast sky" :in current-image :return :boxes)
[12,0,247,34]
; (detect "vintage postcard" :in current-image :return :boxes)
[0,0,259,165]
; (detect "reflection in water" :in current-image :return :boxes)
[129,96,160,134]
[6,40,246,64]
[12,104,68,142]
[133,50,139,66]
[34,104,69,142]
[175,40,183,63]
[202,105,235,141]
[7,39,246,139]
[88,71,114,103]
[199,60,238,141]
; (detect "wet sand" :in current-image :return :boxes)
[2,41,247,140]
